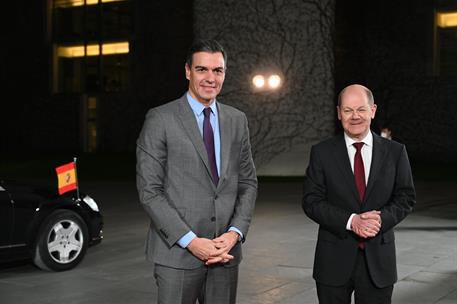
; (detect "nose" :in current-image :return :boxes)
[205,71,216,83]
[351,111,361,119]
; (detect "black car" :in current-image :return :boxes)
[0,180,103,271]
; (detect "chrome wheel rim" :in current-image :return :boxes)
[47,219,83,264]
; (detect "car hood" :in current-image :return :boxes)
[0,179,71,200]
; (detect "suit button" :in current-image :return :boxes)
[211,216,216,222]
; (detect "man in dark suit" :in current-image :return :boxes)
[302,84,416,304]
[136,39,257,303]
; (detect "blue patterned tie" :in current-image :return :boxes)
[203,108,219,185]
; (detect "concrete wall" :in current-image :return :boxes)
[194,0,336,175]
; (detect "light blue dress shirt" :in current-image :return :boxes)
[177,93,243,248]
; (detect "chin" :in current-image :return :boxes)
[349,130,368,139]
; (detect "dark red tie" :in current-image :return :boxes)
[353,142,366,202]
[203,108,219,185]
[353,142,366,249]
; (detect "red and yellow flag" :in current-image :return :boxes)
[56,162,77,195]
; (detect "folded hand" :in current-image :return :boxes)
[351,210,382,238]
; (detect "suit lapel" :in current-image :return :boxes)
[177,96,215,188]
[365,132,387,201]
[217,103,231,188]
[332,135,361,204]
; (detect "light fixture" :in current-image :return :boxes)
[252,75,265,88]
[437,12,457,28]
[268,75,281,89]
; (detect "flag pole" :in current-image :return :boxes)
[74,157,81,201]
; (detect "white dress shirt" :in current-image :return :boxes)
[344,131,373,230]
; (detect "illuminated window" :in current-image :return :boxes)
[57,42,129,57]
[434,11,457,76]
[54,0,125,8]
[437,12,457,28]
[52,0,131,93]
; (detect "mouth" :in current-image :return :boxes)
[201,85,217,92]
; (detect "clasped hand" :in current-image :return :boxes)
[351,210,382,238]
[187,231,239,265]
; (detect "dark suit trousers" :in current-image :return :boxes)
[316,250,393,304]
[154,264,238,304]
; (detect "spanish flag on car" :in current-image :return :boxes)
[56,161,78,195]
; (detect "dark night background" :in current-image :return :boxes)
[2,0,456,180]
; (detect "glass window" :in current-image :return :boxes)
[435,11,457,77]
[52,0,131,93]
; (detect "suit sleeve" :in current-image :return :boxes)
[229,114,258,241]
[379,145,416,232]
[302,145,352,238]
[136,109,191,248]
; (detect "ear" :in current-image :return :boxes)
[371,104,377,118]
[337,106,342,121]
[185,63,191,80]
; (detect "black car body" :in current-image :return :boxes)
[0,180,103,271]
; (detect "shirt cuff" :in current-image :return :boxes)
[346,213,356,230]
[228,227,243,241]
[177,231,197,248]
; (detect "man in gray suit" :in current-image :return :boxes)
[136,39,257,304]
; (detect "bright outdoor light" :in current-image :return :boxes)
[268,75,281,88]
[252,75,265,88]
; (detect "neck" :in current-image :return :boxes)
[188,91,214,107]
[346,130,369,142]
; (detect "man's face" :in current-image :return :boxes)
[337,86,377,140]
[185,51,225,106]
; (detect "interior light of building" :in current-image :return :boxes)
[54,0,124,8]
[57,42,129,58]
[437,12,457,28]
[252,75,265,88]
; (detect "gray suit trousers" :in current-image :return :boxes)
[154,264,238,304]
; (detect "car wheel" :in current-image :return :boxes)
[33,209,89,271]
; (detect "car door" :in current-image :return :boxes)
[8,184,40,246]
[0,183,13,248]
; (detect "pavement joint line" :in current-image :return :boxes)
[433,288,457,303]
[276,264,311,269]
[255,281,294,295]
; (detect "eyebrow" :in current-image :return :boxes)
[194,65,225,71]
[342,106,368,110]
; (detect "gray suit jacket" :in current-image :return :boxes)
[136,94,257,269]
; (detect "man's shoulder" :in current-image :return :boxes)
[313,134,341,150]
[373,132,404,151]
[145,95,186,117]
[218,102,247,119]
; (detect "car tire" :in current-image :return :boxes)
[33,209,89,271]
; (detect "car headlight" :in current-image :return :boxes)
[82,195,99,212]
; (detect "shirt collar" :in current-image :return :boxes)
[344,131,373,148]
[186,92,218,116]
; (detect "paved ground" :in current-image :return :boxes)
[0,180,456,304]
